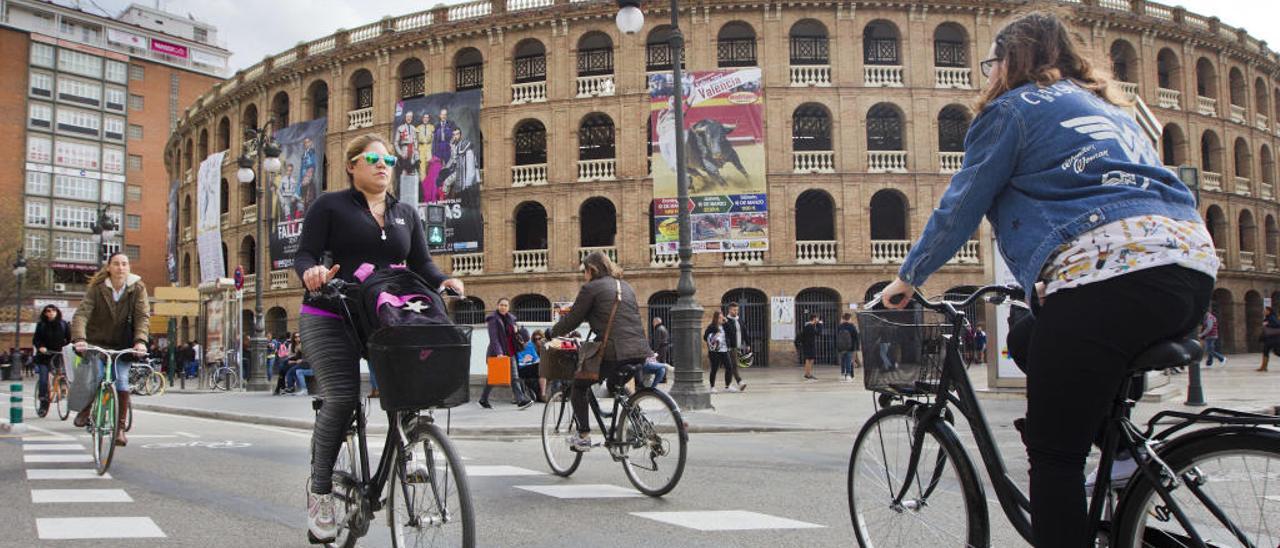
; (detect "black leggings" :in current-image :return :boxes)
[571,359,642,434]
[708,352,732,387]
[1014,265,1212,548]
[299,314,362,495]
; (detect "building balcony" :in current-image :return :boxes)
[864,65,904,87]
[577,159,616,182]
[1229,104,1247,124]
[871,240,911,264]
[650,245,677,268]
[182,226,192,241]
[792,151,835,174]
[243,273,257,290]
[795,240,837,265]
[1235,176,1251,197]
[1117,81,1138,102]
[1197,96,1217,117]
[512,249,548,273]
[1257,114,1270,132]
[934,67,971,89]
[790,65,831,87]
[512,81,547,104]
[576,75,615,98]
[1262,181,1274,201]
[948,241,981,265]
[1268,253,1278,273]
[868,151,908,174]
[242,205,257,224]
[512,164,548,187]
[451,253,484,276]
[939,152,964,174]
[1241,250,1256,271]
[347,107,374,130]
[1202,171,1223,192]
[220,212,229,228]
[723,250,764,266]
[269,270,290,290]
[578,246,617,265]
[1157,88,1181,110]
[1215,248,1226,264]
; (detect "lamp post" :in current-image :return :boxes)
[1178,165,1207,407]
[237,123,282,391]
[12,250,27,376]
[90,206,118,265]
[617,0,711,410]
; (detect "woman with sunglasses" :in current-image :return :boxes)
[293,133,464,543]
[879,10,1217,548]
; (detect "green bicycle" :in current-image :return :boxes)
[79,346,138,476]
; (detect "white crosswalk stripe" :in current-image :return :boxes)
[631,510,825,531]
[32,489,134,503]
[515,484,642,498]
[460,465,545,477]
[22,443,85,451]
[36,517,166,540]
[24,453,93,463]
[27,469,111,480]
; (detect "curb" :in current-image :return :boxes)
[130,401,820,436]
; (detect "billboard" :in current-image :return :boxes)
[166,177,178,283]
[649,68,768,254]
[269,117,327,270]
[195,151,226,283]
[391,90,484,253]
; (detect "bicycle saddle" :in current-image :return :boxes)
[1129,337,1203,372]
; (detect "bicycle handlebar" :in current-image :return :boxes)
[867,284,1027,321]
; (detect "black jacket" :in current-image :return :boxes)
[549,276,650,363]
[32,317,70,364]
[723,315,747,349]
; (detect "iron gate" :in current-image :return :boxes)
[795,288,841,365]
[512,294,551,323]
[722,288,770,368]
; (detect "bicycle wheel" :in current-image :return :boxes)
[324,432,362,548]
[148,371,167,396]
[848,404,988,547]
[618,388,688,497]
[54,376,70,421]
[541,388,583,476]
[1114,428,1280,548]
[125,401,133,432]
[388,421,476,548]
[91,387,118,476]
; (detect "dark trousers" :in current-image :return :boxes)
[571,359,641,434]
[299,314,361,494]
[1013,266,1211,548]
[479,356,531,404]
[35,363,50,401]
[708,352,732,387]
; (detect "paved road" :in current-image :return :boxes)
[0,392,1050,548]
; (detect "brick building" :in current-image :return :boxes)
[166,0,1280,366]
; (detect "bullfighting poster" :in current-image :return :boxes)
[195,151,226,283]
[649,68,767,254]
[166,177,179,283]
[391,90,484,253]
[269,117,326,270]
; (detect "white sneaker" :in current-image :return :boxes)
[710,387,718,393]
[725,385,739,393]
[1085,456,1139,489]
[307,492,338,542]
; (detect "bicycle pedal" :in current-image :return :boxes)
[305,531,335,545]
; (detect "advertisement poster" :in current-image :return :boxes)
[269,117,327,270]
[166,177,179,283]
[195,151,226,283]
[205,297,223,362]
[649,68,768,254]
[391,90,484,253]
[771,295,795,341]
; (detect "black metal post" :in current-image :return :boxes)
[1178,165,1207,407]
[12,251,26,371]
[245,123,277,392]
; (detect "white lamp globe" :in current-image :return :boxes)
[615,5,644,35]
[263,156,283,175]
[236,167,255,184]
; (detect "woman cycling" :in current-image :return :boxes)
[293,133,464,543]
[70,252,151,447]
[32,304,70,417]
[879,10,1218,548]
[547,251,649,452]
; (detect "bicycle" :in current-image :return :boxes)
[128,360,166,397]
[540,360,688,497]
[33,352,70,420]
[206,358,241,391]
[78,346,142,476]
[846,285,1280,547]
[309,279,476,548]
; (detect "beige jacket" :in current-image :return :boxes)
[71,274,150,347]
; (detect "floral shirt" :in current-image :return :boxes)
[1040,215,1219,296]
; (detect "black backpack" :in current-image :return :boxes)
[836,327,853,352]
[351,267,452,342]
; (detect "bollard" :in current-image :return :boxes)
[1185,363,1206,407]
[9,383,25,433]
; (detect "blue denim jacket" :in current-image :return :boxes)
[898,79,1201,295]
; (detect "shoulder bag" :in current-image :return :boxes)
[575,280,621,382]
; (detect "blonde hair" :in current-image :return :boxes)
[581,251,622,280]
[343,133,395,187]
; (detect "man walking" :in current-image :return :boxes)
[836,312,861,383]
[650,316,671,364]
[722,303,747,391]
[1199,309,1227,367]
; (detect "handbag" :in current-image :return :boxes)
[116,287,136,349]
[575,280,621,382]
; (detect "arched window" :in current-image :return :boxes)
[1262,144,1275,187]
[1195,58,1218,98]
[399,58,425,99]
[869,190,907,240]
[792,104,832,151]
[241,171,256,207]
[647,291,678,340]
[1255,78,1269,121]
[1156,48,1180,90]
[240,235,257,274]
[308,80,329,120]
[646,26,683,72]
[454,48,483,92]
[514,120,547,166]
[795,287,841,364]
[577,32,613,77]
[219,179,229,214]
[511,294,551,322]
[198,128,209,159]
[181,253,191,286]
[1228,67,1246,108]
[1239,209,1257,254]
[1160,123,1186,166]
[451,297,486,324]
[513,39,547,84]
[1265,215,1278,259]
[579,197,617,248]
[795,189,835,241]
[1201,130,1222,174]
[184,138,193,172]
[866,103,903,151]
[242,103,258,132]
[1109,40,1138,83]
[182,195,192,230]
[271,91,289,127]
[220,242,228,277]
[578,113,615,160]
[933,23,967,67]
[1235,137,1252,180]
[514,202,548,250]
[863,20,900,65]
[1204,205,1227,249]
[938,105,970,153]
[266,307,288,339]
[717,22,756,67]
[351,69,374,110]
[789,20,828,66]
[217,116,230,151]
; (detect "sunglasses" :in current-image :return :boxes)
[350,152,397,167]
[980,57,1002,78]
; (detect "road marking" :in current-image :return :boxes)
[515,484,642,499]
[23,444,85,451]
[25,454,93,463]
[461,465,545,477]
[631,511,825,531]
[27,469,111,480]
[32,489,133,503]
[174,431,200,438]
[36,517,165,539]
[102,434,178,439]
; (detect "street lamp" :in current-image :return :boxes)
[239,122,282,391]
[1178,164,1207,407]
[12,250,27,380]
[618,0,711,410]
[90,206,119,265]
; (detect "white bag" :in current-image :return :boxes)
[64,344,100,413]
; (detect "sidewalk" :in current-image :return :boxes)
[11,355,1278,435]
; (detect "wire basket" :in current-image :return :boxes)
[856,308,954,395]
[366,324,473,412]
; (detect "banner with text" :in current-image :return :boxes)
[649,68,767,254]
[166,177,178,283]
[270,117,327,270]
[195,151,226,283]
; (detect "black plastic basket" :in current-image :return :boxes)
[365,324,473,412]
[856,309,953,395]
[541,347,578,381]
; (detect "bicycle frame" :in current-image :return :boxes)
[587,386,633,455]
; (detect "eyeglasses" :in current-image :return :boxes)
[980,57,1002,78]
[350,152,397,167]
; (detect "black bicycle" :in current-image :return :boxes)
[540,364,688,497]
[847,285,1280,547]
[309,280,475,548]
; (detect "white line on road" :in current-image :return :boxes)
[32,489,133,503]
[22,444,85,451]
[25,454,93,463]
[515,484,642,499]
[20,423,76,441]
[174,431,200,438]
[631,510,825,531]
[462,465,546,477]
[36,517,165,539]
[27,469,111,480]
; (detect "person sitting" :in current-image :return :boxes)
[515,329,543,402]
[640,351,675,388]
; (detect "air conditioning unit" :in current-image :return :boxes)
[53,283,66,292]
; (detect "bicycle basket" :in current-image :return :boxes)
[541,347,578,381]
[856,309,954,395]
[366,324,473,411]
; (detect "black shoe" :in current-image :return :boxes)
[517,399,534,411]
[478,400,492,409]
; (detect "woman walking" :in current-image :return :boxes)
[703,311,733,393]
[1258,306,1280,372]
[799,314,822,381]
[478,298,534,409]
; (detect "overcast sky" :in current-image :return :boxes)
[72,0,1280,73]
